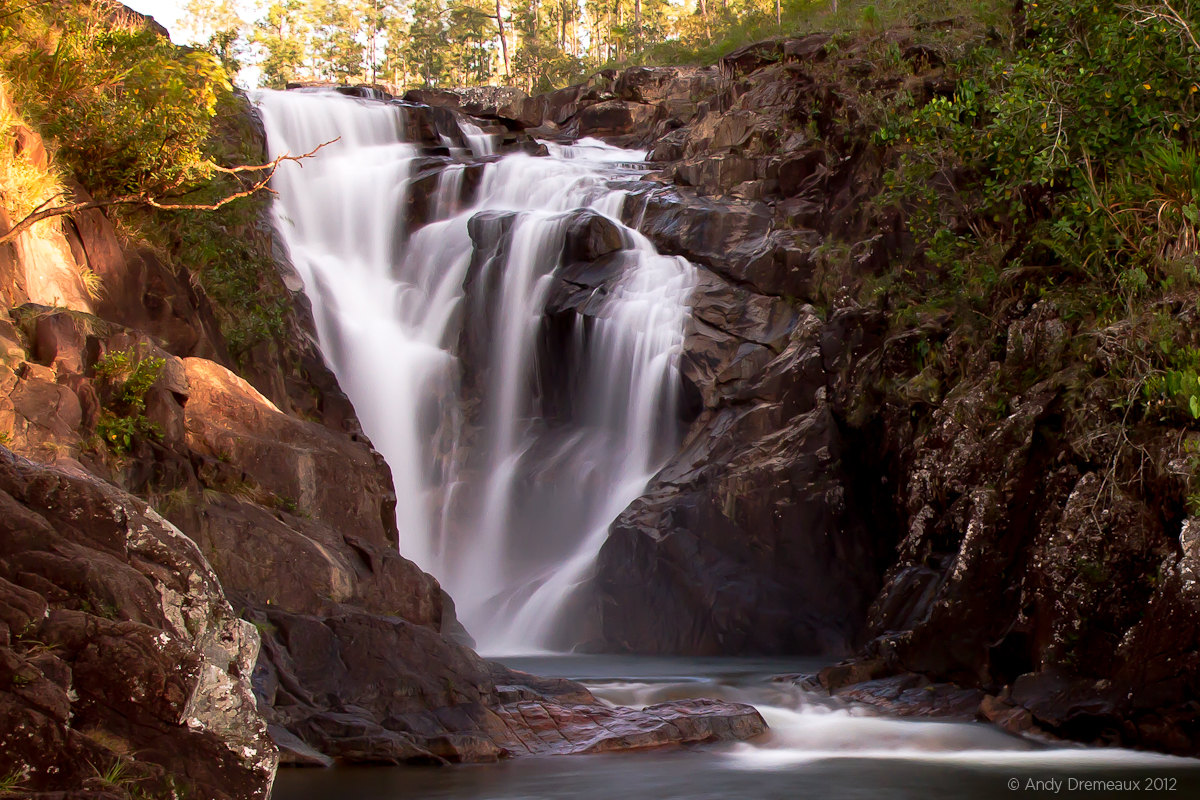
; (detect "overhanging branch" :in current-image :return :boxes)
[0,139,339,247]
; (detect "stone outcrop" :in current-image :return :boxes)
[0,448,276,799]
[5,6,1199,788]
[418,21,1200,757]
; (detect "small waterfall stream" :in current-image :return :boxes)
[253,89,693,653]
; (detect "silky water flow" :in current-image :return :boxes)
[253,89,693,653]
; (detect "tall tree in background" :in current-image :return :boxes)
[253,0,309,87]
[402,0,451,86]
[449,0,497,85]
[306,0,364,81]
[180,0,247,73]
[179,0,244,44]
[494,0,510,77]
[178,0,826,93]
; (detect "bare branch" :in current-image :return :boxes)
[0,139,338,247]
[1119,1,1200,51]
[0,0,55,22]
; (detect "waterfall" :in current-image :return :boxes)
[253,89,694,653]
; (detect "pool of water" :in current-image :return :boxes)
[271,656,1200,800]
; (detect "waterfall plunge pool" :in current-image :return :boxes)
[272,656,1200,800]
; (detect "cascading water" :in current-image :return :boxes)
[253,89,693,653]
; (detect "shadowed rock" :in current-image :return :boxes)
[0,448,276,798]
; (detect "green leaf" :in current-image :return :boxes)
[1190,395,1200,420]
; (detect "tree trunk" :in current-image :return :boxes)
[634,0,641,55]
[698,0,711,40]
[495,0,510,77]
[614,0,623,61]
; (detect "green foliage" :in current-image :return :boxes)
[93,347,164,454]
[254,0,310,87]
[0,766,29,794]
[882,0,1200,302]
[170,199,289,361]
[1,0,232,199]
[95,758,133,788]
[1142,344,1200,424]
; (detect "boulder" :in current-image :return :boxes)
[182,357,398,542]
[0,447,276,798]
[562,100,660,142]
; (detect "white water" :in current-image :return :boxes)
[274,656,1200,800]
[254,89,693,653]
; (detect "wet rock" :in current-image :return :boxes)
[493,698,766,755]
[979,694,1040,736]
[564,209,625,263]
[251,604,764,764]
[834,674,985,719]
[594,379,881,655]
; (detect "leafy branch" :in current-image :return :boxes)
[0,139,339,246]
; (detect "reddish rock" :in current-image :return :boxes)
[0,448,276,798]
[12,125,47,170]
[182,357,397,540]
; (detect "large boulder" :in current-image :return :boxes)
[0,448,276,798]
[593,309,882,656]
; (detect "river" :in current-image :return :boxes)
[272,656,1200,800]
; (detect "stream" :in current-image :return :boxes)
[273,656,1200,799]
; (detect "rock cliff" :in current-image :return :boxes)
[3,10,1198,797]
[417,23,1199,756]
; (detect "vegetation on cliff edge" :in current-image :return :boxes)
[0,0,296,364]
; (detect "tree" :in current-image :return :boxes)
[448,0,498,85]
[494,0,511,77]
[180,0,247,75]
[178,0,243,45]
[0,143,333,246]
[306,0,364,82]
[253,0,309,87]
[0,0,332,246]
[403,0,451,86]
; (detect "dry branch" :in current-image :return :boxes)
[0,139,338,247]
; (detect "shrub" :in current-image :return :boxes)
[1,0,231,200]
[93,347,164,453]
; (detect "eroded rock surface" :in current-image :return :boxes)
[451,25,1200,756]
[0,448,276,799]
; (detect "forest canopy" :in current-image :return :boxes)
[183,0,858,91]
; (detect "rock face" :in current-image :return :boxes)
[594,305,880,656]
[165,352,758,765]
[0,448,276,799]
[5,10,1198,790]
[446,24,1200,756]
